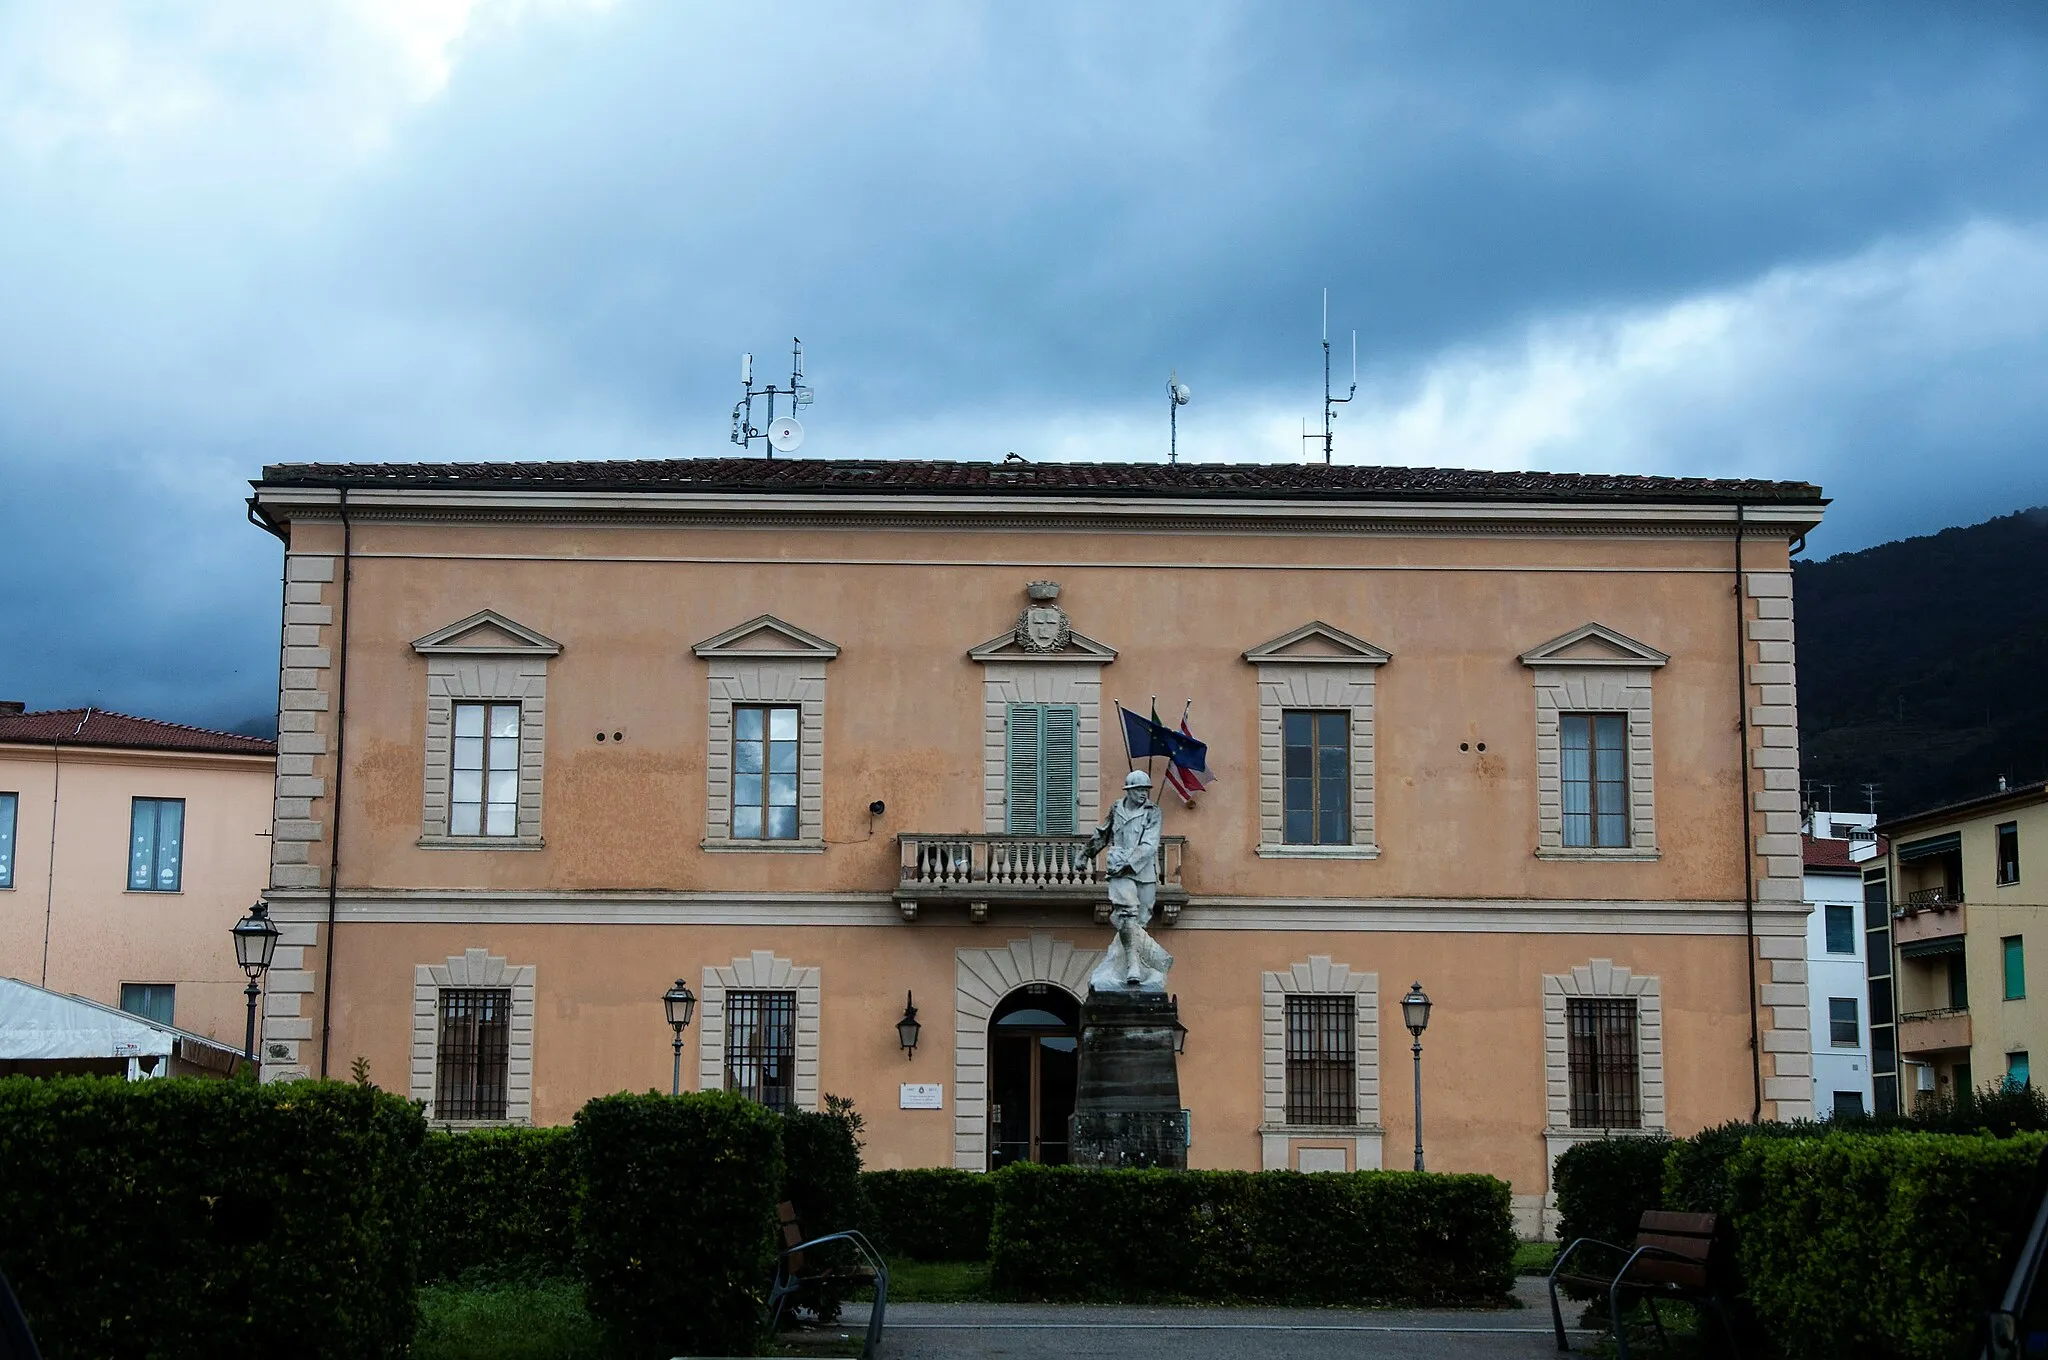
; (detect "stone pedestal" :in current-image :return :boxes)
[1069,990,1186,1170]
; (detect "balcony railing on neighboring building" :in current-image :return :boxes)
[895,833,1187,924]
[1903,886,1965,908]
[1894,897,1966,950]
[1897,1006,1972,1056]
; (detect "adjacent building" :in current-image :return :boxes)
[1802,810,1878,1118]
[1878,779,2048,1105]
[0,706,276,1046]
[246,457,1825,1235]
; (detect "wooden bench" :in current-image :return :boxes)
[1546,1210,1739,1358]
[766,1201,890,1360]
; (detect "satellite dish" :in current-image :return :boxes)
[767,416,805,452]
[1173,383,1191,405]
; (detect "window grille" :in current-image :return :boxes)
[1560,713,1628,848]
[1281,711,1349,845]
[452,702,520,837]
[1284,995,1356,1125]
[1566,997,1640,1129]
[725,988,798,1112]
[436,988,511,1120]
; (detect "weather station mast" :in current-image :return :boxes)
[1167,369,1191,463]
[731,338,814,458]
[1303,288,1356,464]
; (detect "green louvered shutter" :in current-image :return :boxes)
[1041,705,1079,834]
[1006,705,1043,833]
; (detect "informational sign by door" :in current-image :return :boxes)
[899,1082,944,1110]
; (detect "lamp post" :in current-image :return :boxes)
[663,979,696,1096]
[1402,981,1432,1172]
[230,901,281,1067]
[896,992,922,1059]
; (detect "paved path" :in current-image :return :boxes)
[873,1278,1589,1359]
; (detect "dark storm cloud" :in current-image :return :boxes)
[2,1,2046,724]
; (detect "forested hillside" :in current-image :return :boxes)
[1797,507,2048,819]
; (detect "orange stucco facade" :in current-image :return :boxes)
[250,462,1824,1235]
[0,743,274,1045]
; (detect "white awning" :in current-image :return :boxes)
[0,976,185,1060]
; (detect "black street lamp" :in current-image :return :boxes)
[896,992,922,1059]
[230,901,281,1067]
[1169,994,1189,1055]
[1402,981,1433,1172]
[663,979,697,1096]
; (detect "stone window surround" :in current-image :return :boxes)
[1244,623,1390,859]
[1260,955,1382,1171]
[953,932,1102,1170]
[412,948,536,1126]
[412,610,561,850]
[978,663,1105,836]
[698,951,822,1112]
[694,616,839,853]
[1520,623,1667,861]
[1541,959,1665,1185]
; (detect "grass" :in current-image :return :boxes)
[413,1279,603,1360]
[1515,1240,1559,1275]
[880,1258,994,1302]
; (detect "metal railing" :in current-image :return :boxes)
[1899,1006,1969,1024]
[1903,887,1964,909]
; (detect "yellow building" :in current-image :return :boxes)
[0,706,276,1047]
[246,458,1825,1235]
[1878,780,2048,1104]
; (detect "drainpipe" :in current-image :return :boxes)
[318,487,352,1079]
[1735,503,1763,1123]
[39,708,88,987]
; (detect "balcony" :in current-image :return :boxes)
[1897,1007,1972,1056]
[895,833,1188,924]
[1894,894,1966,951]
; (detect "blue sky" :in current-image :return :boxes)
[4,2,2047,729]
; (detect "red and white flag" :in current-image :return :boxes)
[1161,706,1210,807]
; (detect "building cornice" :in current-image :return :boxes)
[0,743,275,772]
[253,485,1823,537]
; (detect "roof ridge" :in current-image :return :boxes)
[19,706,269,744]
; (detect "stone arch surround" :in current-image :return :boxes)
[953,931,1103,1170]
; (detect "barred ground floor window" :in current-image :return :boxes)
[725,987,798,1112]
[1284,994,1357,1125]
[437,987,512,1121]
[1566,996,1641,1129]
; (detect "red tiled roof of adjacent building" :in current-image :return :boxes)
[256,457,1826,505]
[1802,833,1885,871]
[0,708,276,757]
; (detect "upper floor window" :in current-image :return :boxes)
[1998,822,2021,886]
[1828,997,1859,1047]
[725,988,797,1112]
[1005,704,1078,835]
[0,791,15,888]
[1283,994,1356,1125]
[119,983,175,1026]
[2005,935,2027,1001]
[436,987,511,1121]
[1282,711,1350,846]
[1566,997,1640,1129]
[733,705,799,840]
[452,701,520,837]
[1560,714,1628,848]
[128,797,185,892]
[1824,903,1857,955]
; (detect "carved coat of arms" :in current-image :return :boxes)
[1014,580,1071,653]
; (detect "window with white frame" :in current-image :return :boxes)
[128,797,185,892]
[1520,624,1666,859]
[732,705,800,840]
[693,616,837,849]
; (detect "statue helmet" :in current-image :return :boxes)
[1123,769,1152,790]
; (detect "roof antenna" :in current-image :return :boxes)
[731,338,815,459]
[1167,370,1191,463]
[1301,288,1356,465]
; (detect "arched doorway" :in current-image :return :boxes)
[988,986,1080,1169]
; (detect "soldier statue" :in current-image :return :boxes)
[1083,769,1174,992]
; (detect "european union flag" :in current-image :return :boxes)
[1120,704,1209,775]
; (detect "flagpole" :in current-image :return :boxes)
[1149,695,1164,796]
[1114,699,1135,772]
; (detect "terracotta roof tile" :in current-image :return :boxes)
[256,457,1825,504]
[0,708,275,757]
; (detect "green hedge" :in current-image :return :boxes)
[990,1165,1515,1304]
[574,1091,783,1360]
[1662,1117,1819,1215]
[0,1075,423,1359]
[863,1168,996,1260]
[1552,1135,1671,1249]
[1727,1132,2047,1360]
[777,1098,870,1322]
[418,1126,579,1283]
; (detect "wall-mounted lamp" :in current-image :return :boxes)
[1170,994,1189,1055]
[896,991,921,1059]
